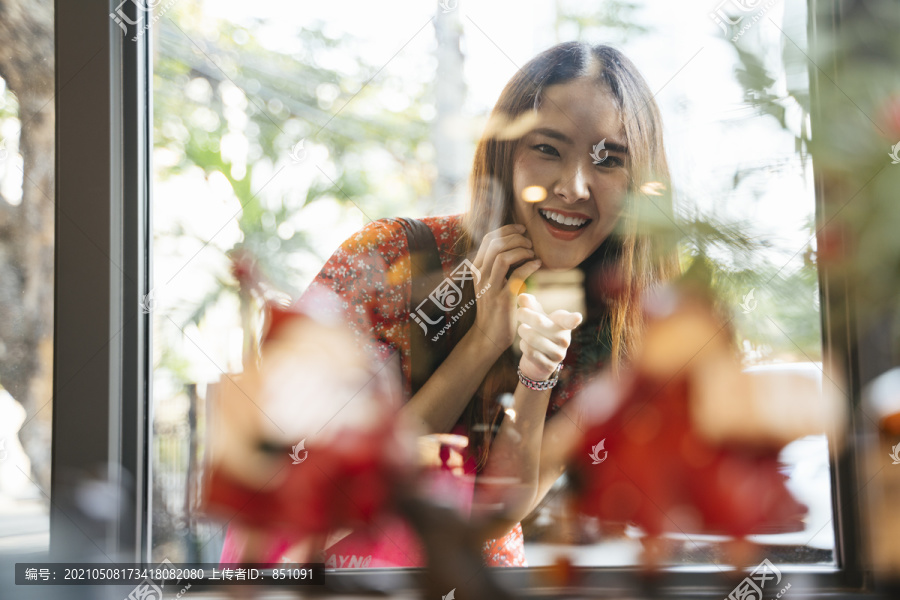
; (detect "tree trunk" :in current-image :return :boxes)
[0,0,56,493]
[430,2,467,215]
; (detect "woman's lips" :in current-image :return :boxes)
[537,208,592,241]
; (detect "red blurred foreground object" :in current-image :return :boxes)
[568,284,834,566]
[204,417,406,535]
[862,369,900,580]
[572,376,806,538]
[200,289,419,564]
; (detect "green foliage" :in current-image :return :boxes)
[689,35,818,362]
[734,44,811,169]
[676,211,821,362]
[153,9,431,339]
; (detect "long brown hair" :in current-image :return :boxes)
[454,42,680,471]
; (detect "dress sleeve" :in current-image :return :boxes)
[303,218,414,389]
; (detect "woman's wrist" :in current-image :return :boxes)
[463,324,505,363]
[517,358,560,383]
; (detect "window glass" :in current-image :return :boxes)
[151,0,832,570]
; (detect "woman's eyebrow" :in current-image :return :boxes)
[533,127,628,154]
[532,127,572,144]
[603,140,628,154]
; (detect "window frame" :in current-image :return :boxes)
[49,0,882,596]
[52,0,151,561]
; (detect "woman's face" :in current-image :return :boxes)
[512,78,629,271]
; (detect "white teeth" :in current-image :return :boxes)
[540,209,588,227]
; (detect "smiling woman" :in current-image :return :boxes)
[218,41,679,568]
[466,43,678,366]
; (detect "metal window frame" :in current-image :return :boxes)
[51,0,150,561]
[48,0,883,596]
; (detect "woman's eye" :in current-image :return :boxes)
[595,156,624,169]
[534,144,559,157]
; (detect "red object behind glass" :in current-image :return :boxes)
[568,284,811,566]
[201,290,420,564]
[202,290,481,567]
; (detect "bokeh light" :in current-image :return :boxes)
[522,185,547,203]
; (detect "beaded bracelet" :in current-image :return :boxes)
[516,364,562,391]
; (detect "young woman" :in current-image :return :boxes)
[210,40,678,568]
[297,41,680,567]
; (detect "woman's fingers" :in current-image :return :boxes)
[517,293,543,313]
[506,260,542,295]
[517,323,567,364]
[483,234,533,271]
[515,305,559,336]
[516,315,572,358]
[473,224,527,265]
[517,298,582,336]
[516,295,583,380]
[469,224,537,352]
[518,338,559,378]
[549,309,583,331]
[488,247,536,290]
[475,230,532,282]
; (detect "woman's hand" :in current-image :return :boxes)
[401,224,538,435]
[516,293,583,381]
[469,224,542,353]
[474,293,583,540]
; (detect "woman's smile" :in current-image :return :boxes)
[536,207,593,240]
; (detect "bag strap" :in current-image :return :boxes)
[399,217,452,396]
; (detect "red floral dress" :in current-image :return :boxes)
[307,214,602,567]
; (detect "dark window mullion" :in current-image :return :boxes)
[51,0,149,562]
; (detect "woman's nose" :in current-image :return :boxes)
[554,162,590,204]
